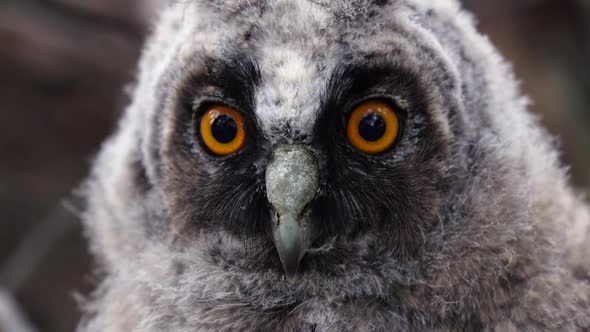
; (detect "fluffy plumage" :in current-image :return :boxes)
[79,0,590,331]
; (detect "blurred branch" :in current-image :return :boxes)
[0,200,79,291]
[0,288,38,332]
[0,199,80,332]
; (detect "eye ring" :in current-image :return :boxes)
[347,100,400,154]
[199,104,246,156]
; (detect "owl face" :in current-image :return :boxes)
[113,1,488,303]
[137,0,468,298]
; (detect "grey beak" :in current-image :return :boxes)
[265,145,319,283]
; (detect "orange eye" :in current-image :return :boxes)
[199,104,246,156]
[347,100,399,154]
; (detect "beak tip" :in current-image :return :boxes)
[278,253,302,284]
[286,274,297,285]
[273,214,310,284]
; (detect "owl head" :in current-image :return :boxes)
[141,0,459,280]
[83,0,582,329]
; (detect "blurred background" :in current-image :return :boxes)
[0,0,588,331]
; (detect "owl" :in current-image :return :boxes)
[79,0,590,331]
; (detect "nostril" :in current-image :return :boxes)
[272,210,280,226]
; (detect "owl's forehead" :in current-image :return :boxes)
[252,1,338,138]
[172,0,413,139]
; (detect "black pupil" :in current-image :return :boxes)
[358,112,386,141]
[211,115,237,143]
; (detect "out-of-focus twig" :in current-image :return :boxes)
[0,288,39,332]
[0,198,81,332]
[0,200,80,291]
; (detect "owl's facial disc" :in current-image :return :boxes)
[265,145,319,283]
